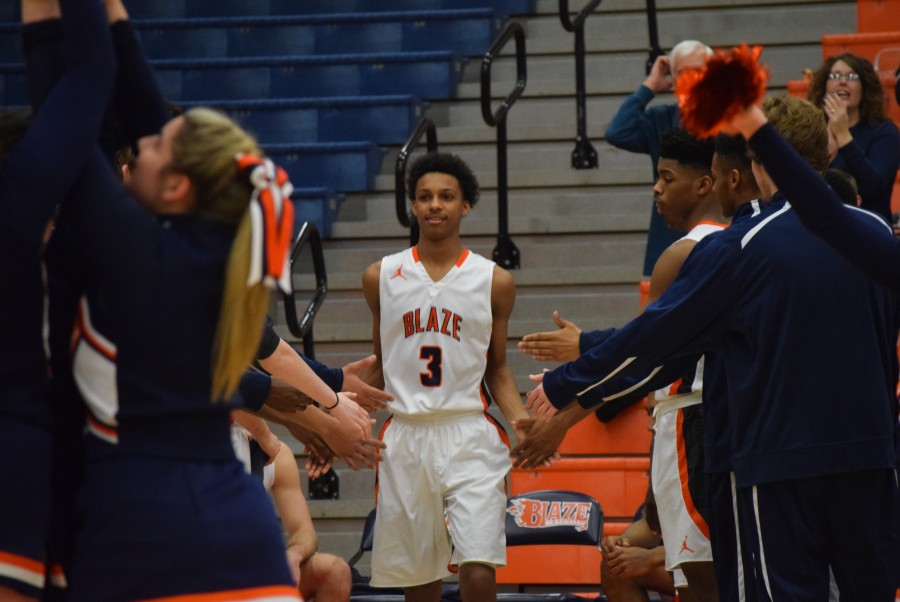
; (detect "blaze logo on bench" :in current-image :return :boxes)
[506,498,593,532]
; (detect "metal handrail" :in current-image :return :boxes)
[395,117,438,246]
[282,220,327,359]
[559,0,601,169]
[644,0,665,75]
[481,21,526,269]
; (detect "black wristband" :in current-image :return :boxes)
[320,391,340,411]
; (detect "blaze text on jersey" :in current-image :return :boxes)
[402,307,463,341]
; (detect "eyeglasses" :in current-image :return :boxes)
[827,72,860,82]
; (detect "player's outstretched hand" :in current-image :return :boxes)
[342,354,393,413]
[320,401,385,471]
[518,310,582,362]
[326,392,372,432]
[524,374,558,419]
[305,449,334,480]
[279,420,336,477]
[510,416,565,469]
[265,377,314,413]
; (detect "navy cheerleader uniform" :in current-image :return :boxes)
[35,17,299,602]
[0,0,113,596]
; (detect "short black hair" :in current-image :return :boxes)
[824,168,859,207]
[406,152,480,207]
[714,133,752,172]
[659,128,715,174]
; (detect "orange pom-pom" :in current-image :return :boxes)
[675,44,769,138]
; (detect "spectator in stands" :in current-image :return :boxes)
[807,53,900,222]
[521,93,900,601]
[895,65,899,108]
[231,419,352,602]
[605,40,712,279]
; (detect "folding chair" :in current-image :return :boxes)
[500,490,604,601]
[348,491,607,601]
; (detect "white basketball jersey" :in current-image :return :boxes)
[379,246,494,417]
[230,425,275,490]
[654,222,725,406]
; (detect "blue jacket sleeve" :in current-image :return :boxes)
[0,0,114,241]
[604,85,679,168]
[542,236,736,409]
[109,20,171,144]
[295,348,343,392]
[256,316,344,391]
[837,120,900,221]
[579,328,617,354]
[243,351,343,412]
[239,370,272,412]
[592,355,700,422]
[749,123,900,295]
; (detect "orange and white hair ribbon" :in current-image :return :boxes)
[235,153,295,294]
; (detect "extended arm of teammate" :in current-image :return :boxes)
[361,260,387,392]
[9,0,114,240]
[485,268,530,443]
[732,104,900,295]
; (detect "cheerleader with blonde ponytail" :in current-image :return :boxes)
[45,2,303,597]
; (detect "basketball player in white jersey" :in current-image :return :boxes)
[516,129,729,602]
[361,152,528,602]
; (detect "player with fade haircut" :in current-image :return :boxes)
[361,152,532,602]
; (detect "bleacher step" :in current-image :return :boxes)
[333,186,649,237]
[123,0,535,19]
[521,3,854,55]
[130,10,502,60]
[182,96,429,145]
[455,45,835,100]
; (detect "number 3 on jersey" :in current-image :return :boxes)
[419,346,442,387]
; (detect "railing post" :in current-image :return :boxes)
[282,220,328,359]
[645,0,665,75]
[395,118,438,247]
[560,0,601,169]
[482,21,526,270]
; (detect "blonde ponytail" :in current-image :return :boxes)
[169,107,279,401]
[211,213,270,400]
